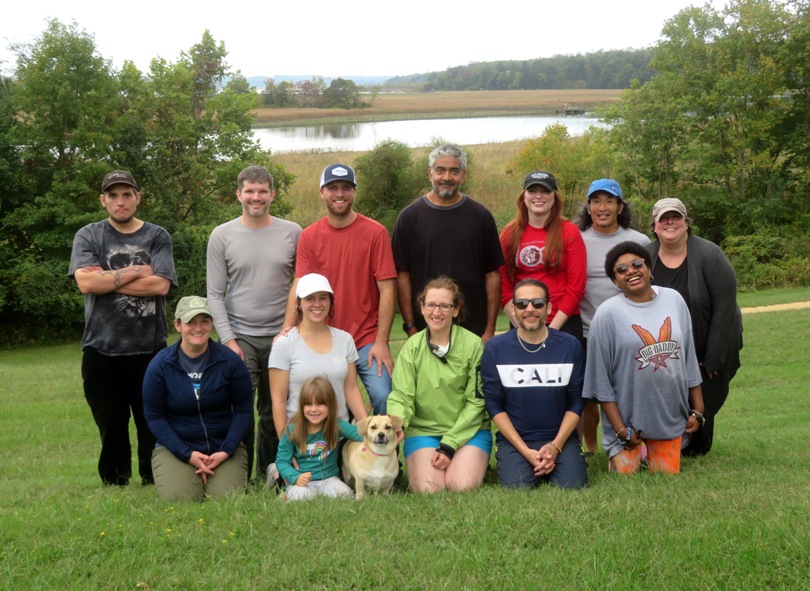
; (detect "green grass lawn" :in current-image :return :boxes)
[1,289,808,590]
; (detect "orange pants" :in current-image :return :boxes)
[610,436,682,474]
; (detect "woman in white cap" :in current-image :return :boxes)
[269,273,368,443]
[143,296,253,500]
[646,198,743,456]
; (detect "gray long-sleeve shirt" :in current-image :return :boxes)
[206,217,301,342]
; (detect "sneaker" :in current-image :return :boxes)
[266,463,282,490]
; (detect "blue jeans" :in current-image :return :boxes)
[495,435,587,489]
[355,343,392,415]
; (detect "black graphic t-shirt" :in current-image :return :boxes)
[69,220,177,355]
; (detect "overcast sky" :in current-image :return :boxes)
[1,0,726,78]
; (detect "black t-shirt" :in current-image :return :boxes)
[652,257,690,308]
[392,195,504,336]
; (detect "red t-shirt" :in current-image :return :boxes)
[296,214,397,348]
[499,220,586,322]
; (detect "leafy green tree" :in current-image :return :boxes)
[354,140,423,232]
[226,72,254,95]
[603,78,686,200]
[605,0,797,244]
[0,23,294,344]
[132,31,294,298]
[0,20,120,338]
[509,124,615,215]
[323,78,364,108]
[263,78,295,107]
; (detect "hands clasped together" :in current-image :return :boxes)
[188,451,231,484]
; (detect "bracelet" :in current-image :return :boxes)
[436,442,455,460]
[616,427,632,445]
[690,410,706,428]
[550,442,563,455]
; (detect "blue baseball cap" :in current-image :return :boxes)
[587,179,623,202]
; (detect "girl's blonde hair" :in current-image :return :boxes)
[289,376,340,453]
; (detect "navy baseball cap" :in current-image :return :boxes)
[320,164,356,188]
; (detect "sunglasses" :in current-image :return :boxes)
[513,298,548,310]
[614,258,645,276]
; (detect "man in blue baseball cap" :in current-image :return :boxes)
[574,179,650,455]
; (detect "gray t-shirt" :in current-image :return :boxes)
[583,287,702,458]
[580,226,650,337]
[206,217,302,341]
[68,220,177,355]
[268,326,359,421]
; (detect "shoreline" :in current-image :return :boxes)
[251,107,599,129]
[251,89,622,129]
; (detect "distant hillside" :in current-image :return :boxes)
[236,48,654,93]
[383,73,430,89]
[385,49,655,91]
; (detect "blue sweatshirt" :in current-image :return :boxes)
[143,339,253,463]
[481,328,585,442]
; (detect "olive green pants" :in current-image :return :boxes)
[151,444,248,501]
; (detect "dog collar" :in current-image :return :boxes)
[360,445,389,457]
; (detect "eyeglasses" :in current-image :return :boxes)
[513,298,548,310]
[614,258,645,276]
[423,302,455,312]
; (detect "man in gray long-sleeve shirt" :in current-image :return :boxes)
[207,165,301,480]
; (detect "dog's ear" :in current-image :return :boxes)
[357,416,372,436]
[388,414,404,430]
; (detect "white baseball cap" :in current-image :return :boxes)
[296,273,334,298]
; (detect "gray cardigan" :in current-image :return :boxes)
[647,235,743,373]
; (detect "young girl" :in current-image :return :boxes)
[276,376,363,501]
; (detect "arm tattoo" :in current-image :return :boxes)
[102,266,142,288]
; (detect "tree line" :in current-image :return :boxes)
[261,77,375,109]
[384,49,656,91]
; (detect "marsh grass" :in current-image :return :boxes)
[1,293,809,589]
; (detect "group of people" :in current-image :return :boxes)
[69,143,743,501]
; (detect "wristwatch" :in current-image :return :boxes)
[402,321,416,332]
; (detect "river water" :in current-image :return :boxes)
[253,115,605,153]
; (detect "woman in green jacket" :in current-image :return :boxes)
[387,276,492,493]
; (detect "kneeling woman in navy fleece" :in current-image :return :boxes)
[143,296,253,501]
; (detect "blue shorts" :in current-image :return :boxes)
[403,430,493,459]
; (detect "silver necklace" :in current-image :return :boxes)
[516,330,547,353]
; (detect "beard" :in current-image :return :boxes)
[517,316,544,332]
[433,183,459,200]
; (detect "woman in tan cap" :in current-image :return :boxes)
[646,198,743,456]
[143,296,253,500]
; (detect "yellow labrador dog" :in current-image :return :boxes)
[342,415,403,499]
